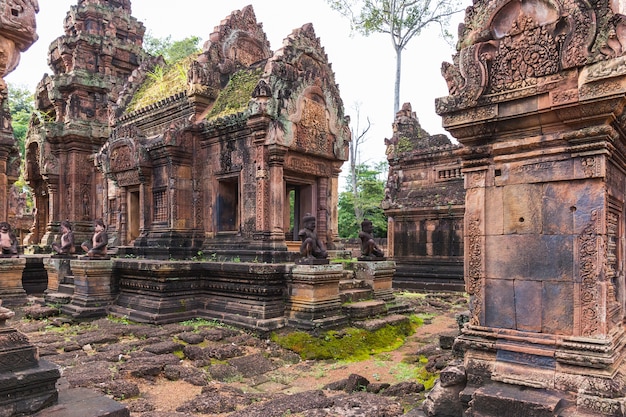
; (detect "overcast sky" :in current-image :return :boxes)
[6,0,468,181]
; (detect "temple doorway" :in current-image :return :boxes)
[285,180,315,241]
[127,188,140,244]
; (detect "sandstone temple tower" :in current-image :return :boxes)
[25,2,350,261]
[429,0,626,415]
[24,0,149,245]
[0,0,38,224]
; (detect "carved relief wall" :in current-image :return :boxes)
[432,0,626,411]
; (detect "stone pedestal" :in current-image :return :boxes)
[0,304,60,415]
[0,258,26,306]
[426,2,626,415]
[354,260,396,301]
[61,259,115,318]
[286,264,346,329]
[43,256,74,293]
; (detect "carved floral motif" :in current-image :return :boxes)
[579,209,600,337]
[467,216,483,326]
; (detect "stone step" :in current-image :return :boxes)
[469,382,565,417]
[57,283,75,295]
[339,279,367,291]
[44,292,72,305]
[32,387,128,417]
[342,299,387,320]
[61,275,75,285]
[339,288,373,303]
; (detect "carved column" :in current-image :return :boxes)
[41,177,59,245]
[427,3,626,415]
[317,176,328,247]
[268,144,287,246]
[0,149,7,222]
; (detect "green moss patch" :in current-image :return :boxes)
[271,319,418,361]
[127,54,197,112]
[206,68,263,121]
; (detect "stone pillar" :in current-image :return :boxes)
[354,260,396,301]
[40,179,59,246]
[286,264,346,329]
[0,150,8,222]
[43,256,75,304]
[0,304,60,415]
[62,259,115,318]
[268,144,287,246]
[0,257,26,306]
[429,3,626,415]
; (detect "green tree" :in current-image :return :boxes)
[327,0,462,115]
[143,32,202,64]
[339,162,388,238]
[8,83,34,158]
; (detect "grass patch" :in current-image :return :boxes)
[107,315,138,325]
[179,317,234,332]
[271,319,418,361]
[127,55,197,112]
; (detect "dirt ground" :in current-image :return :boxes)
[13,291,468,416]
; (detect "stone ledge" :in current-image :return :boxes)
[32,387,128,417]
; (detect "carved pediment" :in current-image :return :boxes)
[438,0,603,112]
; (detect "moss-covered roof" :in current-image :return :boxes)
[205,68,264,121]
[127,54,197,113]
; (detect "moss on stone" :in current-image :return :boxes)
[270,319,418,361]
[206,68,263,121]
[127,55,196,112]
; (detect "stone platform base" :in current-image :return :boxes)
[0,359,60,416]
[32,386,128,417]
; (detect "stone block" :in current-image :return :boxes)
[470,383,564,417]
[515,280,542,332]
[485,185,503,236]
[484,278,516,329]
[485,235,573,281]
[542,282,574,334]
[503,184,542,235]
[31,387,128,417]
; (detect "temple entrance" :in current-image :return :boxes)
[127,188,140,244]
[285,180,315,242]
[217,177,239,232]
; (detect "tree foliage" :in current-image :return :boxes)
[8,83,34,158]
[327,0,462,115]
[143,32,202,64]
[339,162,388,238]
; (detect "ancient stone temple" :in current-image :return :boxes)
[426,1,626,415]
[21,2,363,330]
[24,0,150,246]
[99,5,348,259]
[383,103,464,291]
[0,2,62,416]
[26,2,349,261]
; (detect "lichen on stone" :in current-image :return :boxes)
[206,68,264,121]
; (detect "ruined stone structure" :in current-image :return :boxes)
[21,2,384,332]
[100,6,348,260]
[24,0,150,247]
[383,103,465,291]
[0,0,38,227]
[25,1,349,262]
[0,2,63,416]
[425,1,626,415]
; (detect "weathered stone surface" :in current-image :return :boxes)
[228,353,276,378]
[422,380,464,417]
[383,104,464,292]
[31,387,129,417]
[432,0,626,414]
